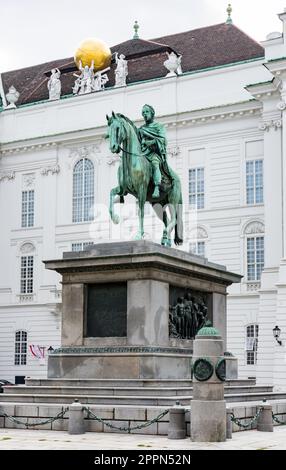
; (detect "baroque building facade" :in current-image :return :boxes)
[0,10,286,387]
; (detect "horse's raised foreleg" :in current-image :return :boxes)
[109,186,121,224]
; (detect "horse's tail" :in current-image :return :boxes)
[168,169,184,245]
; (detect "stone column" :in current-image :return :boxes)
[61,282,85,346]
[127,280,169,346]
[191,324,226,442]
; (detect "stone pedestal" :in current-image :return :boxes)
[44,241,241,380]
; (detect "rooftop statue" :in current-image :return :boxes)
[47,68,61,101]
[73,60,110,94]
[106,104,183,247]
[114,52,128,87]
[73,60,95,94]
[5,85,20,108]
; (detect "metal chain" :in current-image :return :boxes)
[84,407,169,433]
[230,408,262,429]
[272,413,286,425]
[0,407,69,428]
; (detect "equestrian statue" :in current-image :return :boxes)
[106,104,183,247]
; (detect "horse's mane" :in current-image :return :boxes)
[116,113,139,137]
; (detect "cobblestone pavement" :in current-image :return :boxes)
[0,426,285,450]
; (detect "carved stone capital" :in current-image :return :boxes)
[0,171,15,182]
[259,119,282,131]
[41,164,60,176]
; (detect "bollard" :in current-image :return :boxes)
[168,402,186,439]
[68,399,85,435]
[226,409,233,439]
[257,402,273,432]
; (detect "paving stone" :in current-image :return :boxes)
[0,426,285,449]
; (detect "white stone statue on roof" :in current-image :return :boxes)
[47,68,61,101]
[93,68,110,92]
[114,52,128,87]
[164,52,183,77]
[73,60,95,95]
[5,85,20,108]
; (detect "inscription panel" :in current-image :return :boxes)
[85,282,127,337]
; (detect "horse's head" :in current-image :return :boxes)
[106,111,125,154]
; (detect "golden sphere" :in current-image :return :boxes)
[74,38,112,72]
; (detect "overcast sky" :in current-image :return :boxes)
[1,0,286,72]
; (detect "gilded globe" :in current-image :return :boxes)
[74,38,112,72]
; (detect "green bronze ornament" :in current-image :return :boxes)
[215,358,226,382]
[193,357,214,381]
[106,106,183,247]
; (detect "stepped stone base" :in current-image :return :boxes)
[48,347,193,380]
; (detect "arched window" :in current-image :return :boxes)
[72,158,94,223]
[244,221,264,282]
[14,330,27,365]
[245,324,259,365]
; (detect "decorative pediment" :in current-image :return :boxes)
[20,242,35,254]
[244,221,264,235]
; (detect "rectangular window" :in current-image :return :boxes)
[247,236,264,281]
[20,256,34,294]
[246,324,259,365]
[246,160,263,205]
[71,242,93,252]
[190,241,205,257]
[189,168,204,209]
[21,190,34,227]
[14,331,27,366]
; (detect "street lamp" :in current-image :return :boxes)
[273,326,282,346]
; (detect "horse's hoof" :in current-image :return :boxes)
[161,238,172,247]
[112,215,120,224]
[134,232,144,240]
